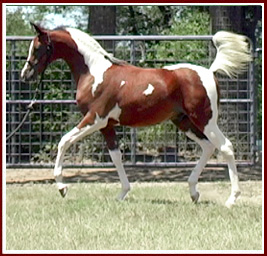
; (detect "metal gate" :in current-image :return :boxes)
[5,35,257,168]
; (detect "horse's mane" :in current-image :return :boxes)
[53,26,67,31]
[53,26,129,66]
[104,54,129,66]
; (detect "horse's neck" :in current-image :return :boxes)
[65,28,110,67]
[64,48,111,87]
[52,29,111,85]
[58,51,89,84]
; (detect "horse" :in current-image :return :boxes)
[21,23,252,207]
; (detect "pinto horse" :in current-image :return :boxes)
[21,23,252,207]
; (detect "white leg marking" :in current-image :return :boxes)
[204,124,240,207]
[54,127,80,193]
[54,104,122,197]
[143,83,154,96]
[109,149,130,200]
[186,132,215,203]
[54,120,108,196]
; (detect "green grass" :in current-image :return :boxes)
[5,181,262,251]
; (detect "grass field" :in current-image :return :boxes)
[5,181,262,252]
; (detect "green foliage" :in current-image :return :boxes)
[6,6,44,35]
[6,8,31,36]
[117,6,177,35]
[172,7,210,35]
[150,8,210,66]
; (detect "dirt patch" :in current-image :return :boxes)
[6,164,262,185]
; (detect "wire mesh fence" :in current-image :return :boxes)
[6,35,257,167]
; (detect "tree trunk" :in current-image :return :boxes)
[210,6,243,34]
[88,6,116,34]
[88,6,116,51]
[210,6,261,48]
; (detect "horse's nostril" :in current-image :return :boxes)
[20,69,32,82]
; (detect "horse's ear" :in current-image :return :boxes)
[30,22,45,35]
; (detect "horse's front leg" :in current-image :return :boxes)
[101,124,130,200]
[54,111,106,197]
[54,126,80,197]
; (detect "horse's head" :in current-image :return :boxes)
[21,23,54,81]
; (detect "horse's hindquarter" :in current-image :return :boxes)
[168,65,216,131]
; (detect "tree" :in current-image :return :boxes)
[116,6,180,35]
[88,6,116,35]
[210,6,262,142]
[87,6,116,50]
[145,7,211,67]
[6,7,34,36]
[210,6,262,47]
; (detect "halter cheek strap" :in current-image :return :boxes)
[46,32,54,58]
[43,32,54,64]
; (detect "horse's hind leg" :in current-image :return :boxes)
[172,116,215,203]
[204,123,240,208]
[185,132,215,203]
[101,124,130,200]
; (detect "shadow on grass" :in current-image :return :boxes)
[62,165,262,184]
[125,195,217,207]
[6,164,262,186]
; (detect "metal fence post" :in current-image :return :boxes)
[249,55,257,164]
[11,40,17,164]
[251,47,261,164]
[130,40,137,164]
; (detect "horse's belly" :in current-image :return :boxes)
[118,103,176,127]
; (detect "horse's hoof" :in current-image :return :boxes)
[59,186,68,198]
[116,189,130,201]
[191,192,200,203]
[225,191,241,208]
[225,200,233,208]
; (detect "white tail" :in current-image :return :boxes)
[210,31,252,78]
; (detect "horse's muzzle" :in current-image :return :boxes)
[21,67,37,82]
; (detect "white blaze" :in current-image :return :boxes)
[21,40,34,78]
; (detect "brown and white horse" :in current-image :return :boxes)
[21,23,252,207]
